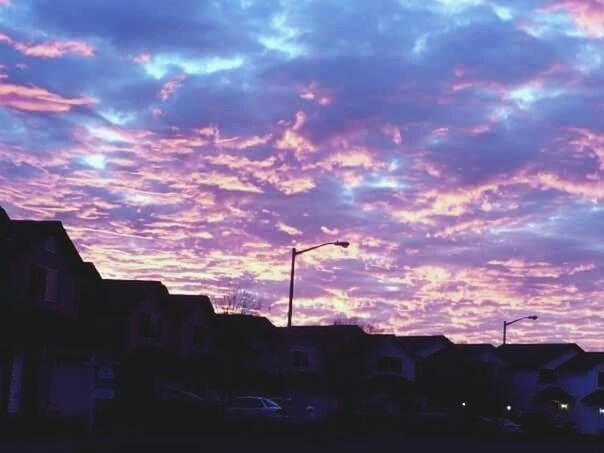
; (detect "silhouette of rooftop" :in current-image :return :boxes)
[281,324,366,347]
[498,343,583,368]
[556,352,604,373]
[169,294,214,316]
[394,335,453,356]
[582,389,604,405]
[5,218,83,264]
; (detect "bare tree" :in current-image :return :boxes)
[332,315,387,334]
[216,285,269,315]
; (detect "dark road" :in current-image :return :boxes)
[2,432,604,453]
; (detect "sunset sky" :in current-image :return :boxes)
[1,0,603,348]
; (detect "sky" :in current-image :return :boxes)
[0,0,603,348]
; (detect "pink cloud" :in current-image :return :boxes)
[158,74,186,101]
[0,81,96,112]
[14,40,95,58]
[545,0,604,37]
[0,0,10,6]
[299,82,332,106]
[0,32,95,58]
[275,111,316,156]
[132,52,152,64]
[382,123,402,144]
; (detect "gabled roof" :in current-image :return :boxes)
[425,343,502,365]
[395,335,453,358]
[81,261,102,280]
[535,386,574,403]
[101,279,169,307]
[0,206,9,228]
[582,390,604,406]
[212,314,279,345]
[556,352,604,373]
[498,344,583,369]
[214,314,276,334]
[169,294,215,317]
[281,324,366,350]
[5,218,84,265]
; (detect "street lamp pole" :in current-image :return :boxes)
[287,247,297,329]
[287,241,349,328]
[502,315,538,345]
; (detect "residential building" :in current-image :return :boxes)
[421,344,507,414]
[498,344,583,416]
[556,352,604,435]
[0,207,97,426]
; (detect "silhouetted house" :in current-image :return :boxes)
[167,294,217,399]
[89,279,176,422]
[211,314,281,398]
[282,325,366,418]
[556,352,604,435]
[498,344,583,416]
[422,344,506,414]
[169,294,214,358]
[339,334,420,417]
[0,208,97,425]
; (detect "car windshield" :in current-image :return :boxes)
[263,399,281,408]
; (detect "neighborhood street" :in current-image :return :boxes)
[2,432,604,453]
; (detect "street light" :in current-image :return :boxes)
[502,315,538,345]
[287,240,350,328]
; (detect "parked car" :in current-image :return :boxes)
[498,417,522,434]
[223,396,284,423]
[154,386,221,429]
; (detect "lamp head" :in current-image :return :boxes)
[335,240,350,248]
[528,315,538,320]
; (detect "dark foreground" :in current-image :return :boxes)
[2,431,604,453]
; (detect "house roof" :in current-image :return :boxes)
[4,219,84,265]
[582,390,604,406]
[497,344,583,369]
[535,386,575,404]
[101,279,169,308]
[212,314,279,346]
[425,343,502,365]
[214,314,276,334]
[395,335,453,357]
[169,294,215,317]
[0,206,9,227]
[81,261,102,281]
[281,324,366,350]
[556,352,604,373]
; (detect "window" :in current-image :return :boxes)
[598,372,604,387]
[377,355,402,374]
[192,325,205,349]
[292,350,310,369]
[29,265,58,302]
[538,369,556,384]
[139,313,160,339]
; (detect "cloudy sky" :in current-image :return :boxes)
[1,0,603,348]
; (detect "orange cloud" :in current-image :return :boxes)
[275,111,316,157]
